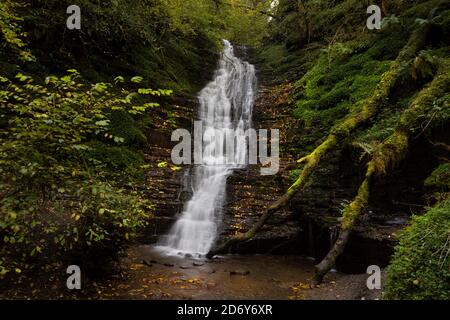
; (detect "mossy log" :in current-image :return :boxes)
[206,22,431,259]
[314,62,450,284]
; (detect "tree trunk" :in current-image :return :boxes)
[314,229,351,285]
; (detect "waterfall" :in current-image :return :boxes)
[155,40,257,256]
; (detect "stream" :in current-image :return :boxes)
[83,245,382,300]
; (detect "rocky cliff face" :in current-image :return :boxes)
[220,85,301,254]
[138,96,198,244]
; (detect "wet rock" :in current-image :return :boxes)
[193,262,204,267]
[179,265,193,270]
[218,87,302,254]
[230,270,250,276]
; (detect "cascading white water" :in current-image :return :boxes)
[156,40,257,256]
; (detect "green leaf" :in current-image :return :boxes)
[131,76,143,84]
[114,76,125,83]
[95,120,110,127]
[92,83,108,93]
[157,161,168,168]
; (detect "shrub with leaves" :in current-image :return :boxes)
[0,70,169,278]
[0,0,34,62]
[384,199,450,300]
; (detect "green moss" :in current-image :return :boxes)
[356,110,403,143]
[403,0,449,20]
[384,199,450,300]
[258,44,287,68]
[400,64,450,128]
[434,8,450,41]
[288,168,302,183]
[341,177,371,230]
[364,28,409,61]
[257,44,308,81]
[293,39,392,129]
[425,163,450,189]
[372,130,409,175]
[287,135,338,197]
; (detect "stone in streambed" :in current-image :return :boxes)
[179,265,194,269]
[230,270,250,276]
[193,262,204,267]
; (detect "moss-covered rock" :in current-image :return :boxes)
[425,163,450,189]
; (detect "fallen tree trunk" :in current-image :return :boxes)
[314,61,450,284]
[206,22,431,259]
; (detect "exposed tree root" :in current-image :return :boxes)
[206,22,431,259]
[314,62,450,284]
